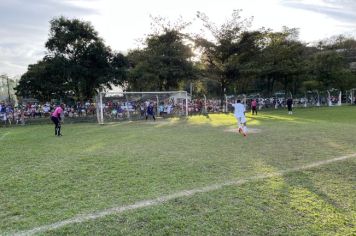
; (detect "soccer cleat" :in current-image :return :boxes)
[238,128,242,133]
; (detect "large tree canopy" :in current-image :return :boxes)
[195,10,260,103]
[127,29,196,91]
[15,56,69,101]
[12,12,356,103]
[16,17,128,102]
[256,28,309,96]
[310,50,355,91]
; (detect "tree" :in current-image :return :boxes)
[16,16,128,101]
[16,56,69,101]
[195,10,255,104]
[310,50,356,91]
[231,30,266,94]
[257,28,308,96]
[46,17,128,99]
[127,29,196,91]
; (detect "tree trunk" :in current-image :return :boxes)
[283,77,288,99]
[271,77,276,96]
[266,77,272,96]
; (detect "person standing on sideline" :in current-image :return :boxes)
[51,104,64,136]
[146,102,156,121]
[251,99,257,115]
[287,98,293,115]
[232,99,247,137]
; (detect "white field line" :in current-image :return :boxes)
[0,132,9,141]
[9,153,356,236]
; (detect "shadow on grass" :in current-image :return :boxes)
[248,157,355,234]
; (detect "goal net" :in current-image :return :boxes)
[96,91,189,124]
[305,90,321,107]
[327,89,342,106]
[348,88,356,104]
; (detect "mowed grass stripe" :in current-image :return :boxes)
[11,152,356,236]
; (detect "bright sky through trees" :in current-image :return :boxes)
[1,0,356,76]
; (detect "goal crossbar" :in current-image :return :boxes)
[103,91,188,95]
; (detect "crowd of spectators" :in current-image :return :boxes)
[103,99,183,119]
[0,101,97,126]
[1,94,355,126]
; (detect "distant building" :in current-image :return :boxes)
[0,75,19,103]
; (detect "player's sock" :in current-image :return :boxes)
[243,126,247,134]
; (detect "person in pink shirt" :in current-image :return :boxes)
[251,99,257,115]
[51,104,64,136]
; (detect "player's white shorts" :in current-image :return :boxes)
[235,116,246,124]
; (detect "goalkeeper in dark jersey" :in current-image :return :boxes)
[146,102,156,121]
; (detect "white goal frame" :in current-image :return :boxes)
[97,91,189,124]
[350,88,356,105]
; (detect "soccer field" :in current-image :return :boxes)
[1,107,355,235]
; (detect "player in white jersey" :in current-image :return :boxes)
[232,99,247,136]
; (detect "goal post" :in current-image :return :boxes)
[96,91,189,124]
[350,88,356,104]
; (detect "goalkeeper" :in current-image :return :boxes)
[145,102,156,121]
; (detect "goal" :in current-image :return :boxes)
[349,88,356,104]
[96,91,190,124]
[327,89,342,106]
[305,90,321,107]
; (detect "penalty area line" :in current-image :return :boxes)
[10,152,356,236]
[0,132,10,141]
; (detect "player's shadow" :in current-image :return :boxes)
[280,170,347,211]
[204,113,212,121]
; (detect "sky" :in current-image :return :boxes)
[1,0,356,77]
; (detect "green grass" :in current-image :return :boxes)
[1,106,355,235]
